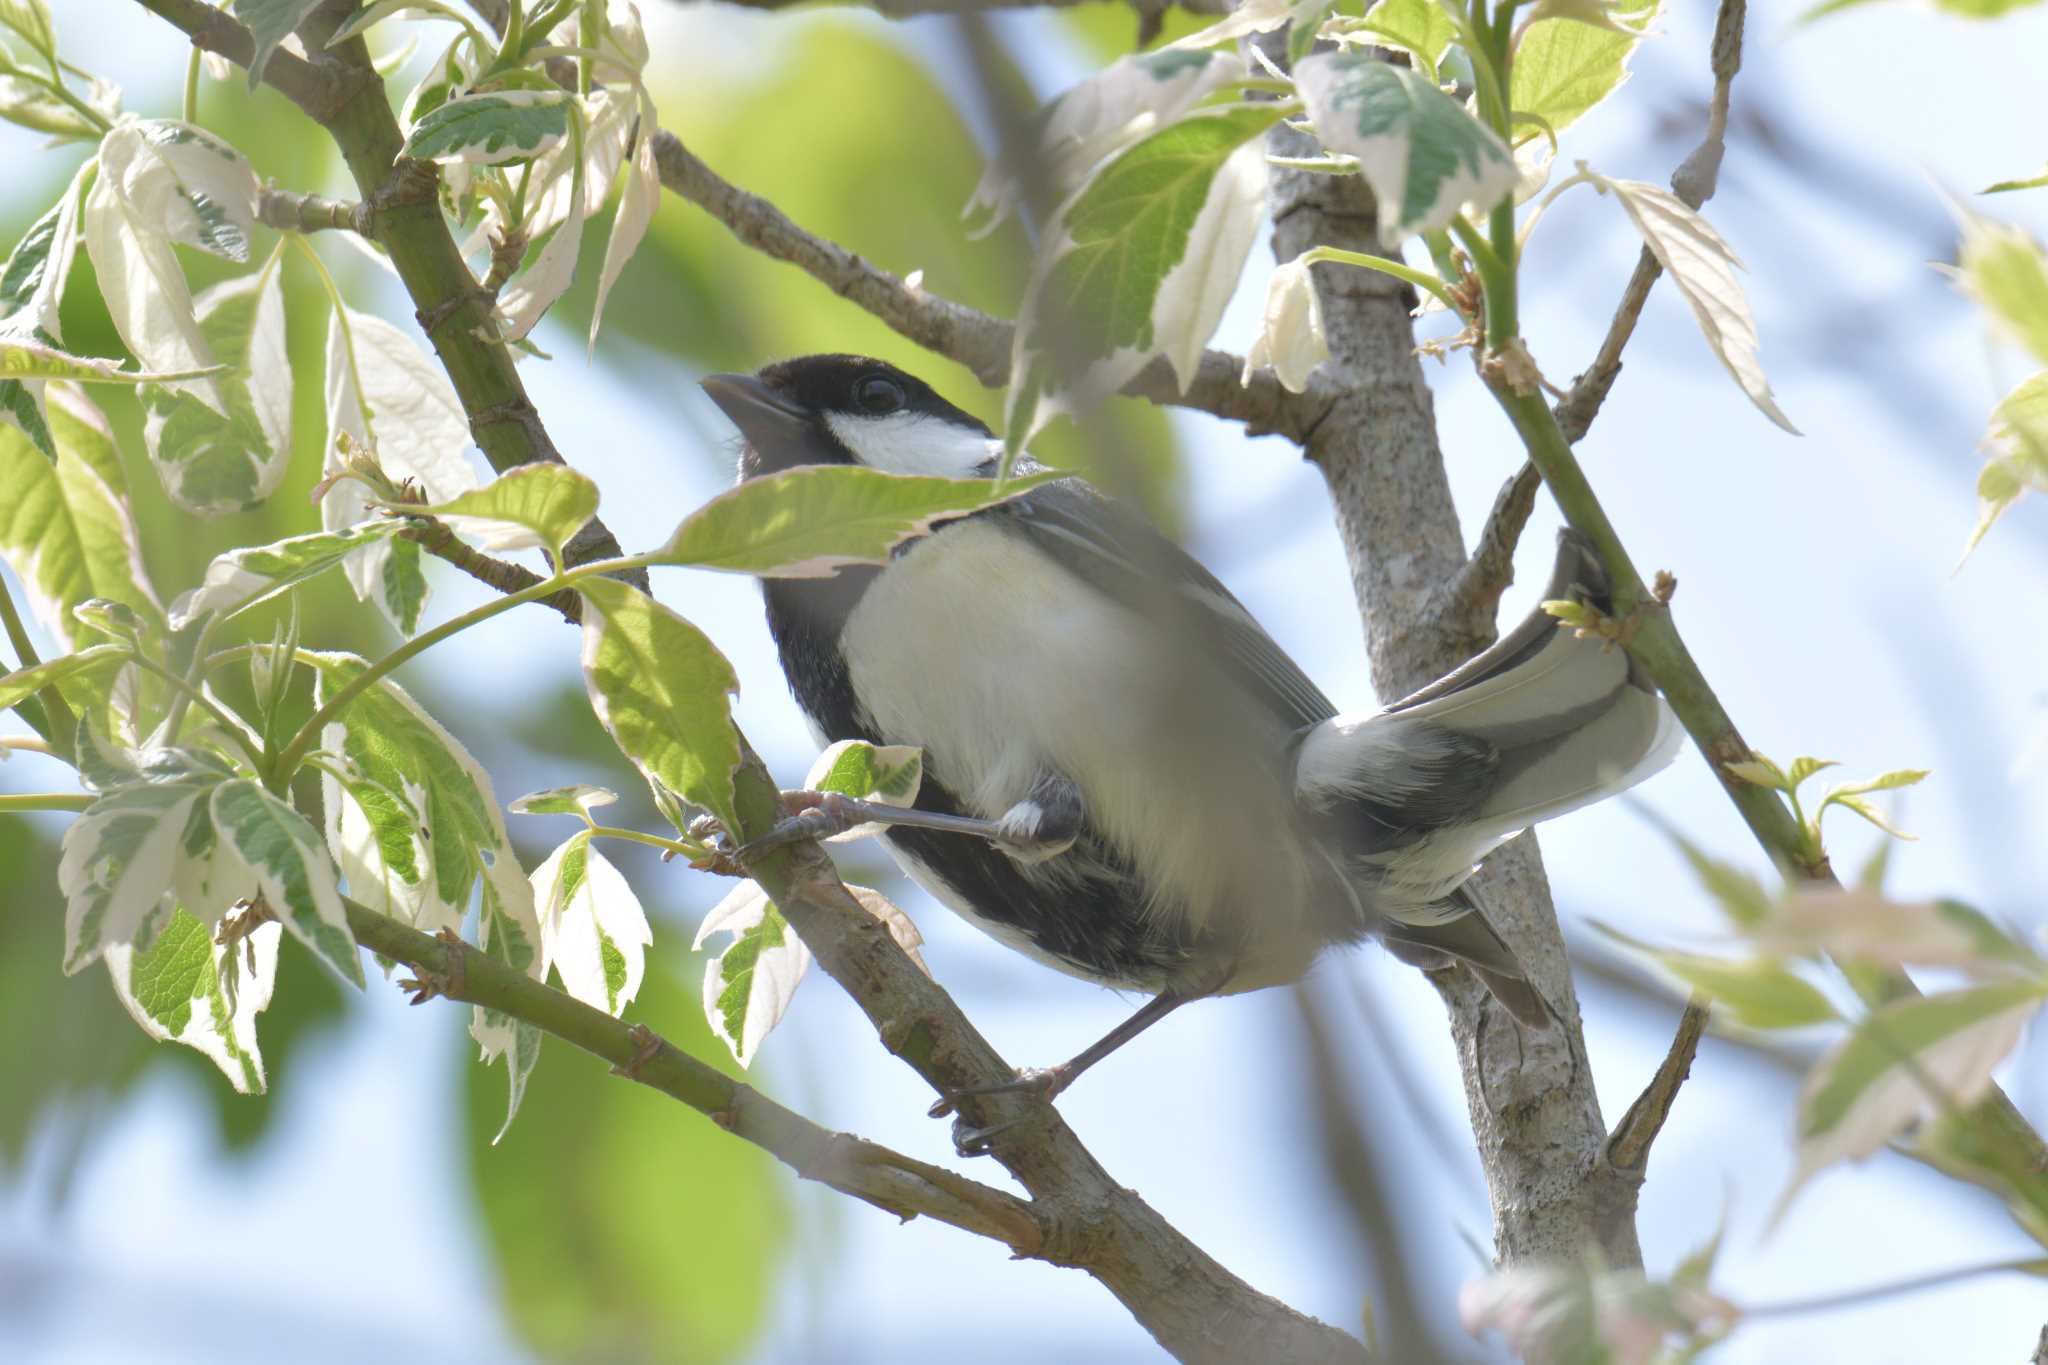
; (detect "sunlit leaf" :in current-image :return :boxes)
[169,522,403,629]
[1007,103,1278,452]
[404,88,572,164]
[1957,215,2048,366]
[590,124,660,353]
[1765,890,2042,975]
[510,784,617,820]
[105,908,278,1094]
[659,464,1060,576]
[692,879,810,1067]
[1243,254,1329,393]
[414,462,598,558]
[1510,0,1658,140]
[575,576,742,838]
[1986,164,2048,195]
[1596,922,1836,1029]
[208,778,362,988]
[802,739,922,843]
[532,833,650,1017]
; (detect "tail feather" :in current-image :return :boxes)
[1297,528,1680,904]
[1383,901,1554,1030]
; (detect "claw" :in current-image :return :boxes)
[929,1066,1070,1155]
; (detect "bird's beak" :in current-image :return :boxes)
[701,373,835,474]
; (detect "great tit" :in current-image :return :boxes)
[702,354,1678,1113]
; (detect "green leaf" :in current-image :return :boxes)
[0,336,222,386]
[575,577,742,836]
[1510,0,1658,140]
[0,644,124,718]
[231,0,325,90]
[170,522,403,630]
[404,89,572,165]
[692,880,811,1067]
[659,465,1061,575]
[806,739,923,804]
[1007,102,1280,453]
[0,167,86,341]
[209,778,363,988]
[414,463,599,560]
[1787,979,2048,1210]
[1985,164,2048,195]
[1667,831,1776,928]
[472,848,544,1141]
[1600,922,1837,1028]
[1296,54,1517,240]
[1958,216,2048,367]
[0,0,56,57]
[137,383,271,515]
[462,951,789,1362]
[533,834,650,1017]
[106,907,278,1094]
[510,784,617,819]
[1357,0,1458,71]
[1784,755,1838,789]
[0,71,98,139]
[192,244,294,488]
[307,653,525,932]
[1723,759,1786,790]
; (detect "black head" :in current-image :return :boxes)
[701,354,998,481]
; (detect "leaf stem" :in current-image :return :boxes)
[586,823,704,859]
[1740,1256,2048,1321]
[0,578,74,754]
[183,43,202,123]
[125,654,266,773]
[269,551,658,784]
[0,792,93,813]
[1302,245,1459,313]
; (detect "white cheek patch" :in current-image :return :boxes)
[825,410,999,478]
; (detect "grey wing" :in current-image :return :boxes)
[997,479,1338,733]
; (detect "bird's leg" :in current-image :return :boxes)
[737,771,1085,863]
[933,984,1212,1156]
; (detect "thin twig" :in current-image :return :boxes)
[344,897,1046,1251]
[396,518,584,623]
[1551,0,1747,445]
[1436,460,1542,637]
[646,129,1327,440]
[1606,997,1709,1174]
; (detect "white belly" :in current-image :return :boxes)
[839,521,1314,939]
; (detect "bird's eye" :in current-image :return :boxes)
[854,375,906,415]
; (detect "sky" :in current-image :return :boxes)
[4,0,2048,1362]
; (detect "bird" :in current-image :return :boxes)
[700,353,1679,1139]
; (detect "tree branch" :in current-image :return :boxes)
[646,129,1329,441]
[132,0,358,122]
[1433,460,1541,642]
[257,186,370,235]
[1259,30,1632,1270]
[345,900,1046,1249]
[396,518,584,623]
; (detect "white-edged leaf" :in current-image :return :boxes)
[59,779,210,974]
[533,833,650,1016]
[209,777,362,987]
[1595,921,1837,1030]
[1583,165,1799,434]
[509,783,617,819]
[413,460,598,557]
[803,740,923,842]
[321,304,477,631]
[0,337,221,386]
[0,70,98,139]
[589,120,659,352]
[1242,254,1330,392]
[1165,0,1312,51]
[659,464,1061,576]
[496,184,586,343]
[169,522,403,629]
[471,840,544,1141]
[1782,980,2047,1216]
[1510,0,1658,141]
[82,137,214,378]
[106,908,279,1093]
[193,243,293,485]
[231,0,325,89]
[1296,53,1516,241]
[1007,103,1278,450]
[0,155,88,342]
[964,49,1248,239]
[576,575,742,838]
[693,879,811,1067]
[0,0,57,58]
[101,120,260,263]
[404,88,572,164]
[0,385,162,649]
[307,651,526,936]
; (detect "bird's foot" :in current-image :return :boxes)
[929,1065,1073,1156]
[733,791,867,858]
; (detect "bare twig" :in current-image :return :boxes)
[257,187,371,235]
[1551,0,1747,445]
[396,518,584,623]
[345,898,1046,1251]
[647,129,1328,441]
[1435,461,1542,638]
[1605,997,1710,1176]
